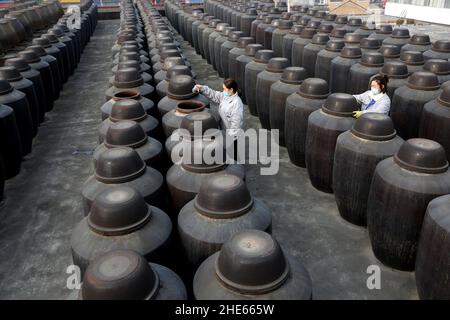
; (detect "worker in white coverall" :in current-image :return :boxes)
[193,79,244,161]
[352,75,391,118]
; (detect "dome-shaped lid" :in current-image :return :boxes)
[360,52,384,67]
[400,50,425,65]
[215,230,289,295]
[269,7,280,14]
[330,27,347,39]
[306,20,320,29]
[380,44,400,58]
[4,58,30,72]
[43,33,59,44]
[298,16,311,26]
[322,93,357,117]
[119,44,141,55]
[347,17,362,26]
[95,147,146,183]
[216,22,229,32]
[159,49,181,62]
[119,51,142,63]
[340,46,362,58]
[113,67,144,88]
[0,66,23,82]
[344,32,364,44]
[437,85,450,107]
[88,186,151,236]
[237,37,254,49]
[208,19,221,28]
[317,24,333,34]
[325,13,337,22]
[48,27,64,38]
[300,27,316,39]
[166,65,191,80]
[162,56,185,72]
[0,80,13,95]
[81,250,159,300]
[394,138,448,174]
[424,59,450,75]
[326,39,345,52]
[278,19,293,29]
[431,40,450,53]
[168,75,197,100]
[245,43,264,56]
[223,26,236,36]
[202,15,214,24]
[314,11,327,19]
[298,78,330,99]
[380,61,409,78]
[306,8,317,16]
[289,24,304,34]
[179,111,219,138]
[229,30,244,42]
[311,33,329,45]
[254,49,275,63]
[194,174,253,218]
[376,24,393,34]
[406,71,440,90]
[351,113,397,141]
[360,37,381,49]
[117,61,141,73]
[27,45,49,58]
[265,57,289,73]
[280,67,306,84]
[391,27,410,39]
[32,37,51,48]
[281,12,292,20]
[158,43,179,52]
[263,15,274,24]
[257,13,268,20]
[110,99,146,122]
[335,16,348,25]
[410,34,431,45]
[18,50,40,63]
[105,120,147,149]
[246,8,258,15]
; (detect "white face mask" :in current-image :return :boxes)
[371,87,380,95]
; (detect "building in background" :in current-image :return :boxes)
[385,0,450,25]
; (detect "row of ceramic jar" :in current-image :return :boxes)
[0,2,98,203]
[71,0,315,300]
[166,1,450,299]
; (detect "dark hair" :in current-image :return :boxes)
[371,75,389,93]
[223,78,238,94]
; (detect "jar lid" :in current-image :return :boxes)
[394,138,449,174]
[400,50,425,66]
[360,37,381,50]
[347,17,362,27]
[437,85,450,107]
[278,19,293,30]
[237,37,254,49]
[18,50,41,63]
[306,20,321,30]
[229,31,244,42]
[162,56,185,72]
[432,40,450,53]
[298,78,330,99]
[410,34,431,45]
[281,67,307,84]
[406,71,440,91]
[311,33,329,45]
[223,26,236,36]
[216,22,229,32]
[344,33,364,44]
[110,99,146,122]
[265,57,289,73]
[391,27,410,39]
[326,39,345,52]
[380,44,400,58]
[113,67,144,88]
[105,120,148,149]
[254,49,274,63]
[322,93,357,117]
[95,147,146,184]
[424,59,450,75]
[4,58,30,72]
[179,111,219,139]
[289,25,304,35]
[380,61,409,79]
[81,250,159,300]
[32,37,51,48]
[215,230,289,295]
[0,66,23,82]
[340,46,362,58]
[88,186,151,236]
[317,24,333,34]
[166,65,191,81]
[376,24,393,34]
[300,27,316,39]
[334,16,348,25]
[194,174,254,219]
[360,52,384,67]
[245,44,263,57]
[0,80,14,95]
[167,75,197,100]
[351,113,397,141]
[330,27,347,39]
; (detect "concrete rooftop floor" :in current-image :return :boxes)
[0,19,418,300]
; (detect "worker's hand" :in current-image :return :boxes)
[353,111,363,119]
[192,84,203,93]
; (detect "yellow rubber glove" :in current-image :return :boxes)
[353,111,363,119]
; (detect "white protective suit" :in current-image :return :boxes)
[352,91,391,115]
